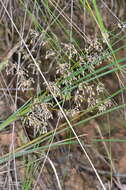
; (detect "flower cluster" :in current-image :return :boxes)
[46,82,61,98]
[98,99,112,112]
[5,29,113,138]
[5,29,45,92]
[73,81,111,111]
[26,102,53,137]
[44,39,112,115]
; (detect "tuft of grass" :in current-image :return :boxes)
[0,0,126,189]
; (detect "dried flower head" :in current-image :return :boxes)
[96,82,105,95]
[56,62,70,75]
[98,99,112,112]
[46,82,61,98]
[6,62,17,75]
[26,102,53,136]
[18,76,35,92]
[87,96,98,108]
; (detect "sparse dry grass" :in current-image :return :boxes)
[0,0,126,189]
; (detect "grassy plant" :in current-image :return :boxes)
[0,0,126,189]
